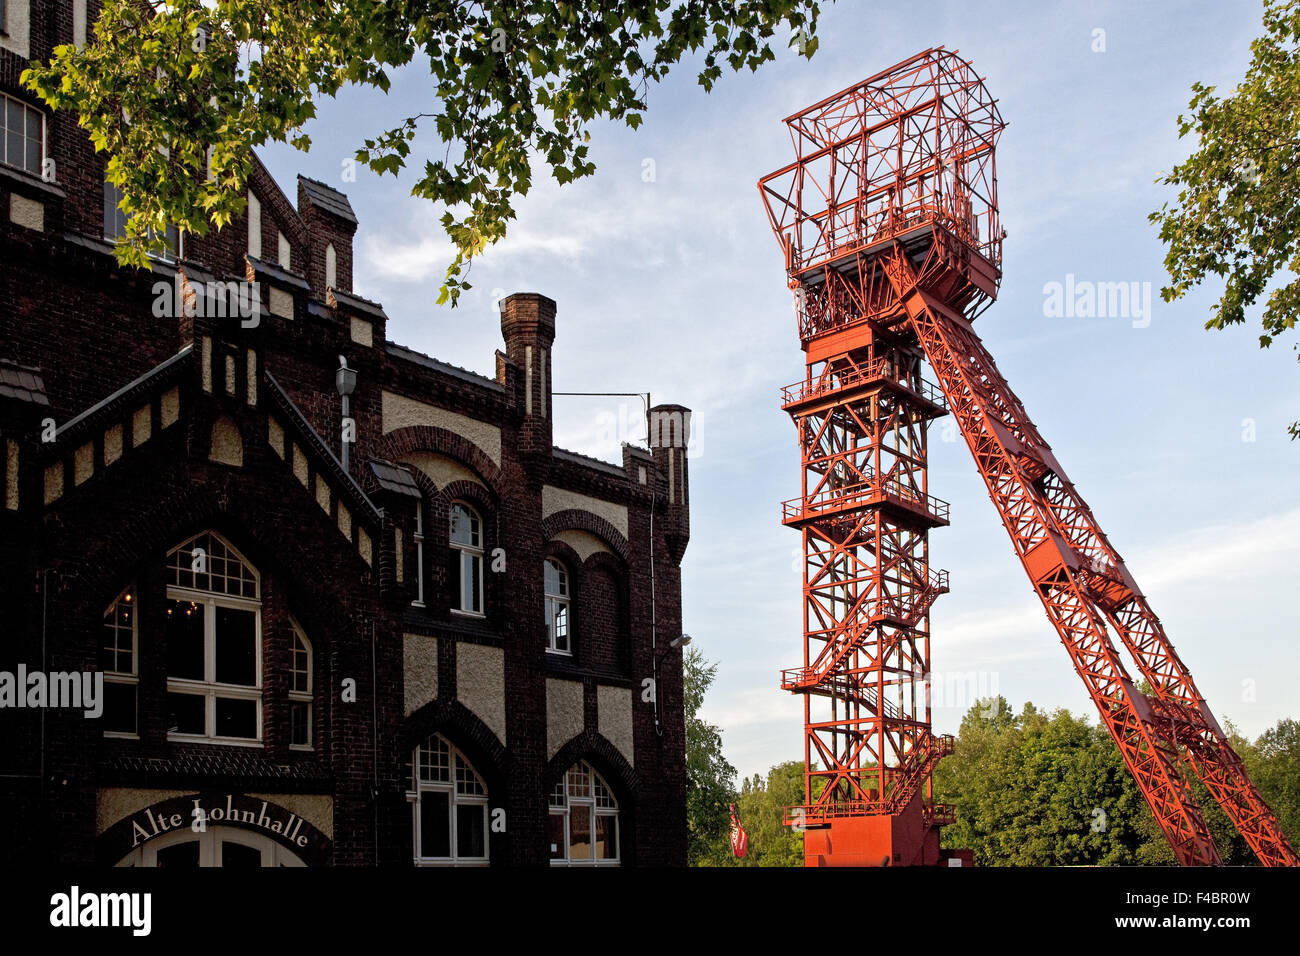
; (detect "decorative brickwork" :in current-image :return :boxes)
[0,1,690,869]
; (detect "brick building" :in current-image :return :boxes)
[0,0,691,866]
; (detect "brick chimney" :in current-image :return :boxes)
[499,293,556,459]
[648,402,691,562]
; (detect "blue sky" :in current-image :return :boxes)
[258,0,1299,784]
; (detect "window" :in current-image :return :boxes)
[408,734,489,865]
[448,502,483,615]
[325,242,337,291]
[101,586,138,736]
[288,621,312,750]
[544,558,570,654]
[164,531,262,744]
[548,761,619,866]
[412,499,425,608]
[104,179,180,260]
[2,92,43,176]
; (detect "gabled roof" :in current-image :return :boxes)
[298,175,358,224]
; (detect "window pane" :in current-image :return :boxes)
[545,559,564,595]
[419,791,451,858]
[568,764,591,799]
[455,755,485,796]
[547,812,566,860]
[448,547,461,608]
[456,804,485,858]
[6,130,22,170]
[102,594,134,674]
[569,805,592,860]
[215,696,257,739]
[220,842,263,868]
[552,602,568,651]
[26,136,40,175]
[463,553,481,612]
[167,692,205,735]
[290,701,310,747]
[595,814,618,860]
[103,682,137,735]
[155,840,200,868]
[419,736,450,783]
[291,634,309,692]
[449,504,481,548]
[166,600,205,680]
[214,606,257,685]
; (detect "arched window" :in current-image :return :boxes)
[164,532,262,743]
[544,558,570,655]
[448,502,483,615]
[548,761,619,866]
[101,585,138,737]
[288,621,312,750]
[409,734,489,865]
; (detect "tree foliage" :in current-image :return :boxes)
[936,697,1300,866]
[1243,717,1300,846]
[934,698,1149,865]
[22,0,822,304]
[683,645,736,866]
[726,760,806,867]
[1149,0,1300,436]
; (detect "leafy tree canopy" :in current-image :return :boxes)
[684,645,736,866]
[1149,0,1300,436]
[22,0,822,304]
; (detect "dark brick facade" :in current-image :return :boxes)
[0,0,689,867]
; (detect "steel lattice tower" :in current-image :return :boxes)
[759,48,1298,867]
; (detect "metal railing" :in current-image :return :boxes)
[782,476,950,524]
[781,359,947,409]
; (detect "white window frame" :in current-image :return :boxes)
[288,619,313,751]
[548,761,620,866]
[0,91,45,177]
[164,533,263,746]
[545,558,571,655]
[408,734,490,867]
[101,585,139,739]
[449,501,485,617]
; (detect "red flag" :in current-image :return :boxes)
[729,803,748,858]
